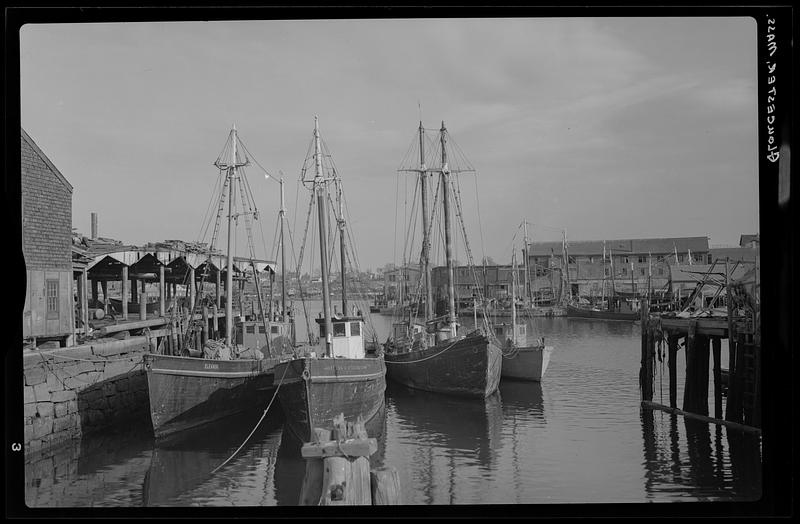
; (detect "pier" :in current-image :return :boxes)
[639,259,760,431]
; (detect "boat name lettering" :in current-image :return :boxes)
[204,363,219,370]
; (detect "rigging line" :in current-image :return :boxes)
[236,136,274,180]
[284,201,315,345]
[472,171,487,271]
[197,169,224,246]
[211,359,291,475]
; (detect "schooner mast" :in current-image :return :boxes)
[212,125,251,347]
[440,121,458,338]
[313,116,334,356]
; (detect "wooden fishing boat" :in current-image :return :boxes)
[566,301,640,321]
[384,121,501,398]
[273,117,386,442]
[144,126,294,438]
[497,242,554,382]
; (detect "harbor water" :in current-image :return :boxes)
[24,300,762,507]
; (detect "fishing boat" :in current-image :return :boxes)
[273,117,386,443]
[497,242,553,382]
[383,121,502,399]
[144,126,294,438]
[566,243,641,321]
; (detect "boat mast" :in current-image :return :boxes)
[279,176,287,322]
[225,125,239,347]
[336,174,348,317]
[314,116,334,356]
[610,247,616,306]
[511,247,517,344]
[440,121,458,337]
[562,229,571,303]
[419,121,434,324]
[523,220,531,307]
[602,240,606,306]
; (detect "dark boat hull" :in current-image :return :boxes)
[384,333,502,398]
[143,354,278,438]
[566,304,640,321]
[273,356,387,443]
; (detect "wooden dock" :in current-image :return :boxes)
[639,298,760,431]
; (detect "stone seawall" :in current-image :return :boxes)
[23,336,154,456]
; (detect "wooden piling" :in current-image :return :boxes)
[370,467,401,505]
[668,333,679,409]
[683,323,696,414]
[298,414,398,506]
[712,337,722,420]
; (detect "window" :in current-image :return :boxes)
[640,268,646,276]
[605,268,610,276]
[46,280,59,319]
[333,322,346,337]
[638,256,646,263]
[246,325,256,334]
[271,326,280,334]
[350,322,361,336]
[588,256,594,264]
[622,267,627,276]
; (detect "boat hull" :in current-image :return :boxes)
[143,354,277,438]
[273,356,387,443]
[566,304,639,321]
[501,345,553,382]
[384,333,502,398]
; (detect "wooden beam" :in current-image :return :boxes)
[712,337,723,420]
[642,400,761,435]
[301,438,378,459]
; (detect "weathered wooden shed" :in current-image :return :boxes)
[21,128,75,347]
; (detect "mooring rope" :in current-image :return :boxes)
[210,360,291,474]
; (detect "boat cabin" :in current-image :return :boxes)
[494,321,527,347]
[236,318,295,354]
[315,316,366,359]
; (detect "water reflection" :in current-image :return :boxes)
[25,417,153,507]
[640,408,761,501]
[142,406,283,506]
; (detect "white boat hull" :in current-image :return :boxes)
[501,345,553,382]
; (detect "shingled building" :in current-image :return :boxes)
[21,128,76,347]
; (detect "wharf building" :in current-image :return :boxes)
[428,235,758,304]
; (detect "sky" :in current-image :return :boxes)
[19,16,759,271]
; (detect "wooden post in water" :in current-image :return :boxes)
[712,337,723,420]
[668,332,679,409]
[639,299,652,402]
[299,414,398,505]
[695,334,710,417]
[683,321,696,413]
[131,277,138,304]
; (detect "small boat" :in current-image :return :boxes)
[566,299,640,321]
[384,121,501,399]
[144,126,293,438]
[273,117,386,442]
[497,238,553,382]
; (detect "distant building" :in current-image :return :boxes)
[739,234,759,248]
[525,236,710,298]
[383,265,422,303]
[21,128,76,346]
